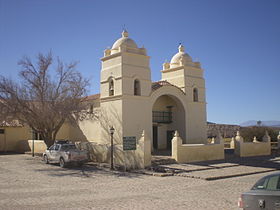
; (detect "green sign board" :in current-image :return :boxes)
[123,136,136,151]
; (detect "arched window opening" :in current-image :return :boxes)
[193,88,198,102]
[109,79,114,96]
[134,79,141,96]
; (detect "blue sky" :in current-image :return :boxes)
[0,0,279,125]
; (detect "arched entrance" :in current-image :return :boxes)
[152,94,186,153]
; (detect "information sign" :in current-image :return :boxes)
[123,136,136,150]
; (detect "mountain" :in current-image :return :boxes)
[240,120,280,127]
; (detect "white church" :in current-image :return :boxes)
[3,30,228,168]
[68,30,218,168]
[2,31,272,168]
[81,30,208,150]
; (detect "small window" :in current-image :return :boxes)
[134,79,141,96]
[193,88,198,102]
[252,175,280,191]
[61,144,76,151]
[267,175,280,190]
[109,79,114,96]
[0,129,4,134]
[54,145,60,151]
[252,177,268,190]
[49,145,55,150]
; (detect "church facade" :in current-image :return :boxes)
[82,30,207,150]
[1,30,209,166]
[2,31,272,167]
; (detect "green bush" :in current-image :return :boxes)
[240,126,279,142]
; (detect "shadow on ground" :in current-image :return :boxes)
[0,152,24,155]
[149,149,280,180]
[33,161,144,179]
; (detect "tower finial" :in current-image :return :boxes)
[178,43,185,52]
[122,28,128,38]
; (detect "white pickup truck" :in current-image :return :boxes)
[43,141,88,168]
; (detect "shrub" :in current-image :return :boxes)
[240,126,279,142]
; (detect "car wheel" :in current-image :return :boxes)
[43,155,49,164]
[59,158,66,168]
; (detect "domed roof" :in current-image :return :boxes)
[170,44,192,64]
[112,30,138,49]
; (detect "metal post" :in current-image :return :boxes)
[110,132,113,170]
[109,126,115,170]
[32,138,34,157]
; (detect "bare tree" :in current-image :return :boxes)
[0,52,90,147]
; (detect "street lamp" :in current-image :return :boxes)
[109,126,115,170]
[32,138,34,157]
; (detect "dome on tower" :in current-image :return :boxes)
[111,30,138,49]
[170,44,192,65]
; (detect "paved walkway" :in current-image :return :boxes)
[0,154,279,210]
[146,153,280,180]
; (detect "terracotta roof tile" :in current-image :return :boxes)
[84,94,100,101]
[151,81,185,94]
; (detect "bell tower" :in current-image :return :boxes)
[99,31,152,143]
[161,44,206,104]
[161,44,207,143]
[100,30,151,99]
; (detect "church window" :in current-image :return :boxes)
[193,88,198,102]
[109,79,114,96]
[134,79,141,96]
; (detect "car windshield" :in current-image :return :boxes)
[60,144,77,151]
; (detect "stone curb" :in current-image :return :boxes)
[133,168,278,180]
[174,169,278,181]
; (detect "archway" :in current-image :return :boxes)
[152,94,186,153]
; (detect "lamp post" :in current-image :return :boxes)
[109,126,115,170]
[32,138,34,157]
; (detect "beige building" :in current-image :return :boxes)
[2,31,272,167]
[0,121,30,152]
[84,30,207,149]
[0,120,72,152]
[1,31,208,164]
[1,30,207,152]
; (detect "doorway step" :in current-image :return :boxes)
[152,155,177,166]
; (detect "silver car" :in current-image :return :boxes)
[43,142,88,168]
[238,172,280,209]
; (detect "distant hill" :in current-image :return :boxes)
[240,120,280,127]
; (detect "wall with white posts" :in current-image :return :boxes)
[234,131,271,157]
[172,131,224,163]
